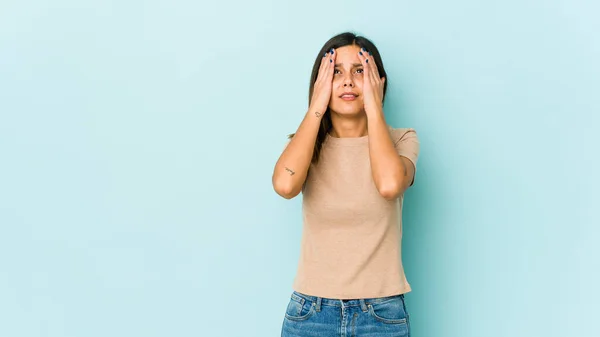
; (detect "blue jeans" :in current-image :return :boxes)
[281,290,411,337]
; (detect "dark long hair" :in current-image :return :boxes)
[288,31,389,164]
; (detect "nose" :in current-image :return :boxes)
[342,71,355,87]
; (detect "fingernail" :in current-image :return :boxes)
[368,51,372,56]
[330,59,332,63]
[362,47,366,52]
[359,51,363,56]
[323,53,327,57]
[366,59,369,63]
[330,48,334,54]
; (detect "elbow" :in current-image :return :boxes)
[272,176,300,200]
[277,188,298,200]
[376,181,403,201]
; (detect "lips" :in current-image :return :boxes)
[340,93,358,101]
[340,92,358,98]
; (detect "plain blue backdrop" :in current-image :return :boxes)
[1,0,598,336]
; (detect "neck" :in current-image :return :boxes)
[329,111,369,138]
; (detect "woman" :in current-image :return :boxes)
[272,32,419,337]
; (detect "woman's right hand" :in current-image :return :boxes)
[272,48,336,199]
[309,48,336,113]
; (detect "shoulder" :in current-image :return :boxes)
[387,126,420,163]
[388,126,418,144]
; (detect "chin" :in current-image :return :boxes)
[330,103,364,116]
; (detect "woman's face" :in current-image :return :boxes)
[328,45,365,116]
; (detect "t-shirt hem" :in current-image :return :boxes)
[292,282,412,300]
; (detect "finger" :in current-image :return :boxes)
[320,48,336,81]
[363,49,381,81]
[364,52,376,83]
[318,48,335,77]
[325,48,336,80]
[369,55,380,79]
[358,48,369,77]
[360,48,378,84]
[316,50,331,81]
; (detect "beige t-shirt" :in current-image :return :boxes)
[291,126,420,299]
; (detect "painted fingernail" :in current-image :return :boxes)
[368,51,372,56]
[330,59,332,63]
[361,47,365,51]
[330,48,334,54]
[366,59,369,63]
[323,53,327,57]
[359,51,363,56]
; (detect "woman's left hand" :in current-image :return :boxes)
[358,47,385,115]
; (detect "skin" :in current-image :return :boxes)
[272,45,415,200]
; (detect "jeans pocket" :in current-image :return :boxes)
[284,293,316,322]
[367,295,408,325]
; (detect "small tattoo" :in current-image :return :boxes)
[314,111,322,117]
[285,167,295,175]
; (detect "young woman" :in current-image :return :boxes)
[273,32,419,337]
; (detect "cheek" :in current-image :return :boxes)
[354,78,364,91]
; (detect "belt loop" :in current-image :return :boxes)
[316,296,322,312]
[359,299,368,312]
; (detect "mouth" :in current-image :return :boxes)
[340,93,358,101]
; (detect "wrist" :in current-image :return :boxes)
[308,105,327,119]
[365,104,384,118]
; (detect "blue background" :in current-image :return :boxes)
[1,0,598,336]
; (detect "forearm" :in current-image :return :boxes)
[272,106,324,199]
[367,108,405,200]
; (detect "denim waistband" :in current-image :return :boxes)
[292,290,404,309]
